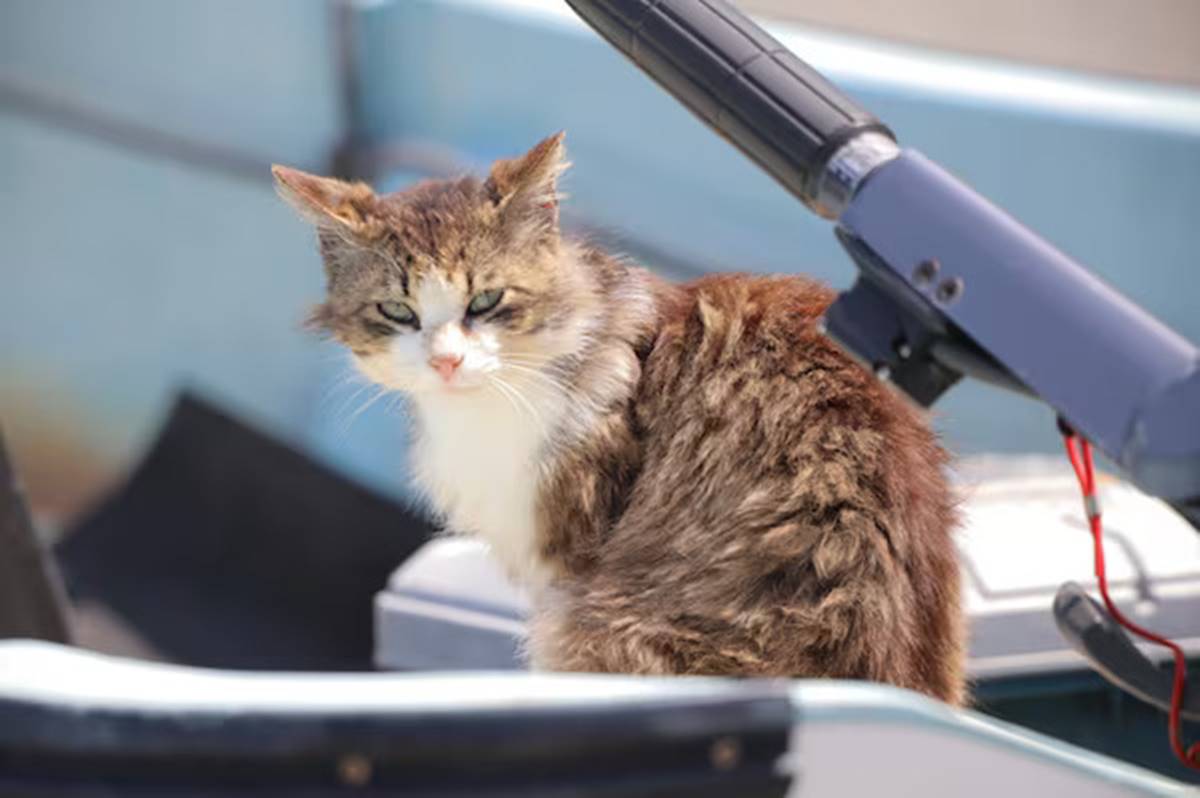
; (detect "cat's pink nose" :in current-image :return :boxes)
[428,353,464,382]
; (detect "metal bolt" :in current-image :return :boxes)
[710,736,742,771]
[912,259,939,286]
[936,277,964,304]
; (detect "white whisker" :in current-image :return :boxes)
[491,373,543,432]
[340,385,390,434]
[501,362,571,391]
[327,378,374,417]
[489,375,540,430]
[502,362,610,418]
[485,375,523,419]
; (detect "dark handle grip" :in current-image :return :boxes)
[563,0,892,209]
[1054,582,1200,722]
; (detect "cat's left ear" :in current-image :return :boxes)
[485,132,569,225]
[272,165,383,239]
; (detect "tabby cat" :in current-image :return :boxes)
[274,133,965,704]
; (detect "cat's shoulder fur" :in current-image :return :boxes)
[534,265,965,704]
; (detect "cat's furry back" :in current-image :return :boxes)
[535,271,964,703]
[273,133,966,704]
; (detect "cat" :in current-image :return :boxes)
[273,133,966,704]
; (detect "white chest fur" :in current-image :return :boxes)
[409,382,567,588]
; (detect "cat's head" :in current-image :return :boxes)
[274,133,597,396]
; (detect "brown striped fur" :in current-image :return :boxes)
[533,274,965,703]
[274,135,966,704]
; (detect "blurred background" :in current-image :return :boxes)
[2,0,1199,523]
[2,0,1199,781]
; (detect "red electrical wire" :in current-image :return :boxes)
[1061,430,1200,771]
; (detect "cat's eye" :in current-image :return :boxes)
[466,288,504,317]
[377,301,418,328]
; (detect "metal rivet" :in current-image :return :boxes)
[710,737,742,771]
[874,363,892,381]
[338,754,372,787]
[913,259,939,286]
[936,277,964,303]
[894,339,912,359]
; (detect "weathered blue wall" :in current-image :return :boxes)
[2,0,1198,513]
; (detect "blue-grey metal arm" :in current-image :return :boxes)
[562,0,1200,525]
[832,152,1200,517]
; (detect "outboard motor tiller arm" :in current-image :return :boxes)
[563,0,1200,530]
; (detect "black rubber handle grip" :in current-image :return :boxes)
[563,0,892,209]
[1054,582,1200,722]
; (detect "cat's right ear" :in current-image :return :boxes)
[272,165,383,239]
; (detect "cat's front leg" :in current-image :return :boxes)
[534,407,642,580]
